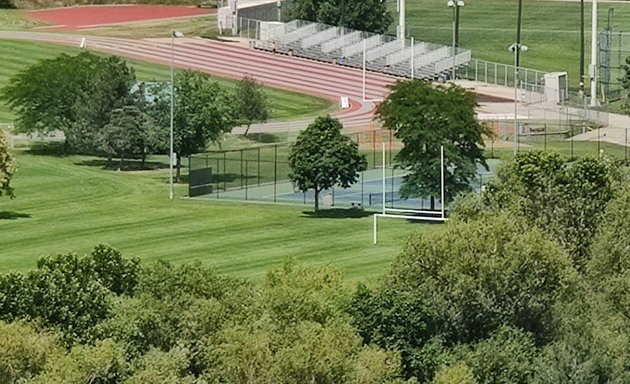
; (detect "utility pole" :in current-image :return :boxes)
[580,0,585,94]
[516,0,523,67]
[590,0,599,106]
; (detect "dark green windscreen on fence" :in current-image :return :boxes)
[188,167,213,197]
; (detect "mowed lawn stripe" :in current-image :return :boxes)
[1,152,426,281]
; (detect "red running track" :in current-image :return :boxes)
[25,5,213,29]
[0,31,399,133]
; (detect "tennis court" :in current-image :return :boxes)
[187,131,499,210]
[192,162,498,211]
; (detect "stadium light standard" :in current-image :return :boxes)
[170,30,184,200]
[509,42,528,155]
[447,0,464,80]
[590,0,598,106]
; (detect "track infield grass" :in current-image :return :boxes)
[0,39,336,123]
[0,149,432,282]
[401,0,630,90]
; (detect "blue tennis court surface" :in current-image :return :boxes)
[192,160,499,211]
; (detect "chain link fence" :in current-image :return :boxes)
[600,30,630,101]
[188,129,499,210]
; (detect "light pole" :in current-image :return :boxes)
[590,0,598,106]
[509,42,527,155]
[398,0,406,47]
[170,30,184,200]
[447,0,464,80]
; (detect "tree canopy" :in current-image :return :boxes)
[1,52,137,155]
[98,106,152,170]
[235,75,270,136]
[480,150,620,267]
[376,80,492,209]
[149,71,237,182]
[287,0,393,34]
[0,130,15,200]
[621,56,630,113]
[288,116,367,211]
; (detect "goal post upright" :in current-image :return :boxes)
[382,141,386,214]
[441,145,445,220]
[373,145,447,244]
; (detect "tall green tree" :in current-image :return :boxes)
[235,75,270,136]
[0,321,60,384]
[376,80,492,209]
[98,106,151,170]
[149,71,237,182]
[350,213,575,380]
[483,151,619,267]
[0,245,139,344]
[0,129,15,199]
[1,52,137,153]
[68,56,137,153]
[1,52,100,138]
[288,0,392,34]
[288,116,367,212]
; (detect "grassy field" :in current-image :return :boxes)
[0,39,335,123]
[0,146,430,282]
[0,9,47,29]
[81,15,219,39]
[402,0,630,89]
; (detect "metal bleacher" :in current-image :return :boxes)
[252,19,472,81]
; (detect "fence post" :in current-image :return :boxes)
[504,64,508,87]
[245,160,248,200]
[475,60,478,81]
[389,130,393,165]
[372,130,376,169]
[483,61,488,83]
[361,171,364,208]
[223,152,227,192]
[240,149,244,189]
[216,158,220,198]
[273,144,277,202]
[626,128,628,164]
[257,147,261,186]
[571,130,574,159]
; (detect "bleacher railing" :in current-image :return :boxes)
[302,27,339,48]
[322,31,362,53]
